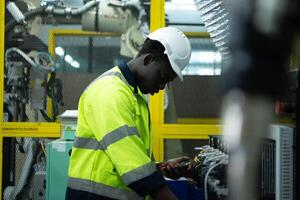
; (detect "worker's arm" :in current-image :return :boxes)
[158,157,196,179]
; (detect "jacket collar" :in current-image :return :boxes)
[118,60,138,94]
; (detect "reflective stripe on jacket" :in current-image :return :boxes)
[67,67,154,200]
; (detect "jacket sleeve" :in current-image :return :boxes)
[86,81,166,196]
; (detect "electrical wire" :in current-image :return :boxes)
[204,159,228,200]
[47,72,59,121]
[39,71,62,122]
[204,154,227,164]
[40,141,47,157]
[5,0,100,34]
[32,51,55,71]
[40,109,53,122]
[5,47,37,69]
[5,47,60,122]
[5,7,44,34]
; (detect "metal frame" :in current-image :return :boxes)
[48,29,120,52]
[149,0,220,161]
[0,2,61,199]
[48,29,121,121]
[149,1,296,162]
[48,29,120,116]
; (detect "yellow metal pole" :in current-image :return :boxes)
[149,0,165,161]
[47,30,56,118]
[150,0,165,31]
[0,0,5,198]
[0,136,2,200]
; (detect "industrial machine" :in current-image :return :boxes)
[192,1,299,199]
[191,136,229,200]
[46,139,73,200]
[188,124,295,200]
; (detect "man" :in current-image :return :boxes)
[66,27,193,200]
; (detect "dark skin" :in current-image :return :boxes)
[128,53,177,95]
[127,53,195,200]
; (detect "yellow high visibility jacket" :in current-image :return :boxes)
[67,65,165,200]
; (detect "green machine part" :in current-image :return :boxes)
[46,139,73,200]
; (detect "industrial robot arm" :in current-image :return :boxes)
[6,0,148,57]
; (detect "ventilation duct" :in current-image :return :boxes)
[194,0,231,65]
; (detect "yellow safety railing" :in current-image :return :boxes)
[149,0,221,162]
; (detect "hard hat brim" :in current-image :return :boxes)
[167,55,183,82]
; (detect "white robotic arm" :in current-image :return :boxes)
[81,0,147,57]
[6,0,147,58]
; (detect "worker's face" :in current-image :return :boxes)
[137,54,177,95]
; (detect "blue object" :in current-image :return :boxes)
[166,179,204,200]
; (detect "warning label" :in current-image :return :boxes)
[2,127,39,131]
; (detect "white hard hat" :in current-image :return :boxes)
[147,27,191,81]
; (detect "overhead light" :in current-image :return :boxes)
[171,0,194,3]
[71,61,80,68]
[165,0,197,11]
[165,4,197,11]
[190,51,222,64]
[55,46,65,56]
[182,66,221,75]
[64,54,73,63]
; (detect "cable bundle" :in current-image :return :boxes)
[193,143,229,200]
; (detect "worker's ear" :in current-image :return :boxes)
[144,54,153,65]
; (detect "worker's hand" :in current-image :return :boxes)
[158,157,195,180]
